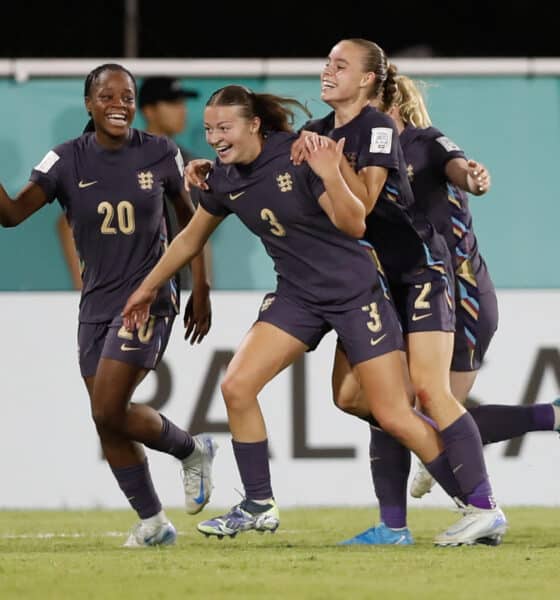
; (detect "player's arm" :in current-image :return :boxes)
[122,206,223,331]
[0,182,48,227]
[167,187,212,343]
[445,157,491,196]
[305,136,365,238]
[348,164,388,215]
[56,214,83,290]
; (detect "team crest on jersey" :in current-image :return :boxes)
[260,295,275,312]
[276,172,293,192]
[407,164,415,181]
[138,171,154,190]
[344,152,358,170]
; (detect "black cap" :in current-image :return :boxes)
[138,76,199,108]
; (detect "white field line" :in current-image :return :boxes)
[1,530,299,539]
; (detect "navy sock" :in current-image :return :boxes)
[144,414,195,460]
[232,439,273,500]
[469,404,555,444]
[110,458,162,519]
[369,427,410,529]
[441,413,494,509]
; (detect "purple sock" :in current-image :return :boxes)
[424,452,463,501]
[232,439,273,500]
[468,404,555,444]
[369,427,410,528]
[441,413,494,509]
[143,414,195,460]
[110,458,162,519]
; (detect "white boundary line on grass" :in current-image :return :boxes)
[1,530,297,539]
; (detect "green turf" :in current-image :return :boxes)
[0,507,557,599]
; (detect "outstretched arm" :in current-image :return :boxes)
[122,206,222,331]
[0,182,48,227]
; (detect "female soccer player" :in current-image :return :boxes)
[123,84,476,543]
[339,74,560,545]
[0,64,216,547]
[290,38,506,546]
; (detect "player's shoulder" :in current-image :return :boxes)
[359,106,396,129]
[417,126,463,153]
[134,130,178,156]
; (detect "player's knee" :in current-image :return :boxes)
[221,373,256,412]
[91,405,124,434]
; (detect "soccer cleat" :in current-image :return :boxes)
[410,459,436,498]
[181,433,219,515]
[338,522,414,546]
[197,498,280,539]
[433,504,508,547]
[123,520,177,548]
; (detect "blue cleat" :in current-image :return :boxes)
[338,522,414,546]
[181,434,219,515]
[198,498,279,539]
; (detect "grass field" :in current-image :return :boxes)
[0,506,557,599]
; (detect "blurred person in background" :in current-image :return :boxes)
[0,63,216,547]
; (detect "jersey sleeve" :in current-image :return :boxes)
[428,129,467,172]
[160,139,185,198]
[357,112,400,172]
[28,147,65,203]
[198,189,232,217]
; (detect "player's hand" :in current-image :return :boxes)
[183,285,212,344]
[305,135,344,179]
[466,159,491,195]
[122,287,157,331]
[184,159,213,191]
[290,131,316,165]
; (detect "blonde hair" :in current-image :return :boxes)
[393,75,432,128]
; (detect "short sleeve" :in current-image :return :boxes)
[160,140,185,198]
[429,132,466,172]
[29,149,63,203]
[357,113,400,172]
[199,189,232,217]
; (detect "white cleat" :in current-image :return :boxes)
[123,520,177,548]
[410,459,436,498]
[434,504,508,547]
[181,433,219,514]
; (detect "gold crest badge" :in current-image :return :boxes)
[276,172,293,192]
[138,171,154,190]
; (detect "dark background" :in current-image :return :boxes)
[1,1,554,59]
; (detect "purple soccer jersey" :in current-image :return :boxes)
[199,130,404,364]
[30,130,183,323]
[302,106,450,280]
[200,131,388,311]
[399,125,479,268]
[302,108,455,334]
[399,125,499,366]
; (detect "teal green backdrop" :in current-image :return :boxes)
[1,75,558,290]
